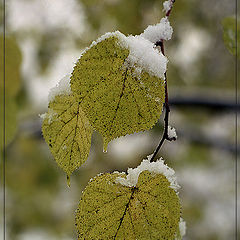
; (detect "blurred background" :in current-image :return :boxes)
[0,0,239,239]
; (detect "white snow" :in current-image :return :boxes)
[39,113,47,120]
[140,17,173,43]
[163,0,172,13]
[81,31,168,79]
[123,35,168,79]
[168,126,177,139]
[178,218,186,238]
[39,109,58,124]
[48,74,71,102]
[115,155,180,190]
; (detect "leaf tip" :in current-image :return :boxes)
[67,175,71,188]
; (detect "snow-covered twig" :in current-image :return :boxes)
[150,0,176,162]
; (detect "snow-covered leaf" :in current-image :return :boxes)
[75,159,182,239]
[71,33,166,151]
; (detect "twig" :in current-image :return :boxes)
[165,0,175,17]
[150,0,176,162]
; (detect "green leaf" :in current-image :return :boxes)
[41,93,93,176]
[0,97,17,149]
[75,170,181,239]
[222,16,240,58]
[0,35,22,97]
[0,36,21,149]
[71,35,165,151]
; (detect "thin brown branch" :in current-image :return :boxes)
[150,1,176,162]
[166,0,175,17]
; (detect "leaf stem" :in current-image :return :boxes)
[150,0,176,162]
[166,0,175,17]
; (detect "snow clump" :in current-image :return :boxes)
[178,218,186,238]
[122,35,168,79]
[163,0,172,13]
[48,74,71,102]
[115,155,180,190]
[168,125,177,139]
[140,17,173,43]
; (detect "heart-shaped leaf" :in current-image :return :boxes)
[71,33,166,151]
[75,159,183,239]
[42,89,93,176]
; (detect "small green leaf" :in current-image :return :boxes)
[222,16,240,57]
[41,94,93,176]
[0,36,22,97]
[71,35,165,151]
[75,171,181,239]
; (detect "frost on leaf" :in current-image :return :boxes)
[75,160,183,240]
[71,33,166,151]
[41,93,93,176]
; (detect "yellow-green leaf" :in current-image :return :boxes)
[0,97,17,149]
[41,93,93,176]
[0,36,22,97]
[0,36,21,150]
[75,164,182,239]
[222,16,240,58]
[71,34,165,151]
